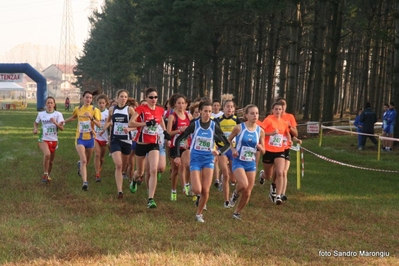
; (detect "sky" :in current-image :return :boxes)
[0,0,103,64]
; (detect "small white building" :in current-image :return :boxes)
[42,64,80,99]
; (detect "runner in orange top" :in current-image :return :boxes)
[258,101,291,205]
[277,98,300,203]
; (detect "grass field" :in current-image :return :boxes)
[0,104,398,265]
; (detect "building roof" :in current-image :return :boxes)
[42,64,76,74]
[0,82,25,91]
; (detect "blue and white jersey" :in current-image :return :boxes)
[111,105,131,142]
[235,123,260,162]
[190,119,215,157]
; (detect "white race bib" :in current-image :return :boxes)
[113,122,128,135]
[79,121,91,133]
[269,134,283,147]
[239,146,256,161]
[194,136,212,151]
[44,124,57,136]
[143,125,157,136]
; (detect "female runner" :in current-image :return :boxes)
[173,101,230,223]
[33,96,65,182]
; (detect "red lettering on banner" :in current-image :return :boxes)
[0,73,23,82]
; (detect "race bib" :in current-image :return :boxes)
[239,146,256,161]
[113,122,128,135]
[143,125,157,136]
[194,136,212,151]
[79,121,91,133]
[269,133,283,147]
[44,124,57,136]
[94,122,104,133]
[131,130,138,139]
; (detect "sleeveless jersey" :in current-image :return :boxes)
[111,105,131,142]
[35,110,64,142]
[170,112,191,148]
[134,104,165,144]
[95,109,109,142]
[218,114,240,147]
[190,119,216,157]
[72,105,101,140]
[235,123,260,162]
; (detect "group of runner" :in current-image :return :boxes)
[33,89,300,222]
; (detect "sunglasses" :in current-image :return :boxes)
[148,96,158,99]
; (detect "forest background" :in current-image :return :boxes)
[75,0,399,129]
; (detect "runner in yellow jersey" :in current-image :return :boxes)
[218,100,241,208]
[63,91,101,191]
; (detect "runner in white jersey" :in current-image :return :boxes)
[33,97,65,183]
[93,94,110,182]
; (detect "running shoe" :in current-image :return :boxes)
[122,173,128,180]
[281,195,288,201]
[195,214,205,223]
[77,161,81,176]
[232,213,241,220]
[82,182,88,191]
[275,195,282,205]
[229,191,239,207]
[224,201,231,208]
[259,170,265,185]
[41,174,49,183]
[269,183,276,203]
[95,175,101,182]
[203,205,207,211]
[184,184,190,196]
[230,181,236,186]
[157,172,162,181]
[214,179,220,189]
[129,181,137,193]
[118,192,123,199]
[192,195,198,202]
[269,193,276,203]
[147,199,157,208]
[170,192,177,201]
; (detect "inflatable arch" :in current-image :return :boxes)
[0,63,46,110]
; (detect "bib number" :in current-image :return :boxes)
[143,125,157,135]
[269,134,283,147]
[113,122,128,135]
[239,146,256,161]
[194,137,212,151]
[79,121,91,133]
[45,125,57,136]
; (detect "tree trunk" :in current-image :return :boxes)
[322,0,344,124]
[287,3,301,114]
[243,20,256,106]
[311,0,327,122]
[392,0,399,138]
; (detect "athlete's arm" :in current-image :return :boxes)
[100,106,113,135]
[166,114,179,137]
[257,128,266,154]
[174,120,195,157]
[227,124,241,157]
[214,122,230,155]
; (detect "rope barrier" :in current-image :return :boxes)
[301,147,304,178]
[302,146,399,173]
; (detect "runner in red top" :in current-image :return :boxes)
[128,88,166,209]
[167,93,193,201]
